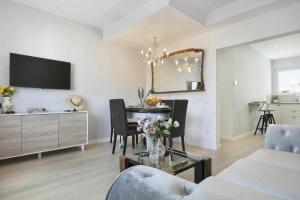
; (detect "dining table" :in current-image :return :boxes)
[126,105,171,122]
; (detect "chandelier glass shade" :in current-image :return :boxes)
[140,37,169,66]
[140,38,201,74]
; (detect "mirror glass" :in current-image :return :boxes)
[152,49,204,93]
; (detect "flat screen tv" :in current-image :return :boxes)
[10,53,71,90]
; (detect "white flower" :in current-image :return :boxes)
[149,127,157,134]
[165,123,170,129]
[168,118,172,124]
[173,121,179,128]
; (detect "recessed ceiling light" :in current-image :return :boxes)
[274,45,278,48]
[281,51,285,54]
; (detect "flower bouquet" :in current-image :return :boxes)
[0,84,16,113]
[0,84,16,97]
[137,116,179,161]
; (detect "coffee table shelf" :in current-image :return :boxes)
[119,149,211,183]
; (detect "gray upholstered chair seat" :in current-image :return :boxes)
[106,165,197,200]
[217,158,300,199]
[247,149,300,171]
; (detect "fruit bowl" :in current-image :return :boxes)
[144,96,161,107]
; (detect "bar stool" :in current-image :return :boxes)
[254,105,276,135]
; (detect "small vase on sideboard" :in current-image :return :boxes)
[3,97,14,113]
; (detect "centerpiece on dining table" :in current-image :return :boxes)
[137,86,161,108]
[137,116,179,162]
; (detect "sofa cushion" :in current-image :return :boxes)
[217,159,300,200]
[106,165,197,200]
[188,177,281,200]
[247,149,300,171]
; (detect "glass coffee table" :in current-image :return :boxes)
[119,149,211,183]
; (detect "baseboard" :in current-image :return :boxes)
[88,137,110,144]
[221,131,254,141]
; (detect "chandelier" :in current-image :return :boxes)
[140,37,169,66]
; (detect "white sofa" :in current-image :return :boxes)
[106,125,300,200]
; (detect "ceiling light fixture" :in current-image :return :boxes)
[140,37,169,67]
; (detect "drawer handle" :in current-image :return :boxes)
[292,110,296,113]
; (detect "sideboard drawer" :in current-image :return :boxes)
[283,115,300,125]
[268,104,283,124]
[58,113,87,148]
[22,114,59,154]
[285,109,300,117]
[0,116,21,158]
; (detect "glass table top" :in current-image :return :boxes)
[125,149,197,175]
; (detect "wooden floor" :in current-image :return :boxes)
[0,134,264,200]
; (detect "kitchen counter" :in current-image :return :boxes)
[268,103,300,125]
[269,102,300,104]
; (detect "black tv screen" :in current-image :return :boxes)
[10,53,71,90]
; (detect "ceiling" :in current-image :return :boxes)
[250,33,300,60]
[10,0,151,28]
[108,7,207,47]
[10,0,300,47]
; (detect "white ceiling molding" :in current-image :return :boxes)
[102,0,169,40]
[169,0,206,25]
[105,6,206,48]
[9,0,300,45]
[100,0,300,41]
[206,0,277,25]
[206,0,299,25]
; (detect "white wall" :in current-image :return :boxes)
[0,0,145,142]
[272,56,300,94]
[217,45,271,139]
[146,2,300,149]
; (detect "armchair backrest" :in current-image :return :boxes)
[266,124,300,154]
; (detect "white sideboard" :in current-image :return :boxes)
[0,111,88,160]
[268,104,300,125]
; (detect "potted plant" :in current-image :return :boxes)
[137,116,179,162]
[0,84,16,113]
[272,95,279,103]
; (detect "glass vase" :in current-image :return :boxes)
[3,97,13,113]
[158,139,166,160]
[148,137,159,162]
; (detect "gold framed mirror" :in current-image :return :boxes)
[151,48,205,94]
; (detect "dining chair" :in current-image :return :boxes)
[110,105,138,145]
[161,100,174,109]
[110,99,139,155]
[163,99,188,151]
